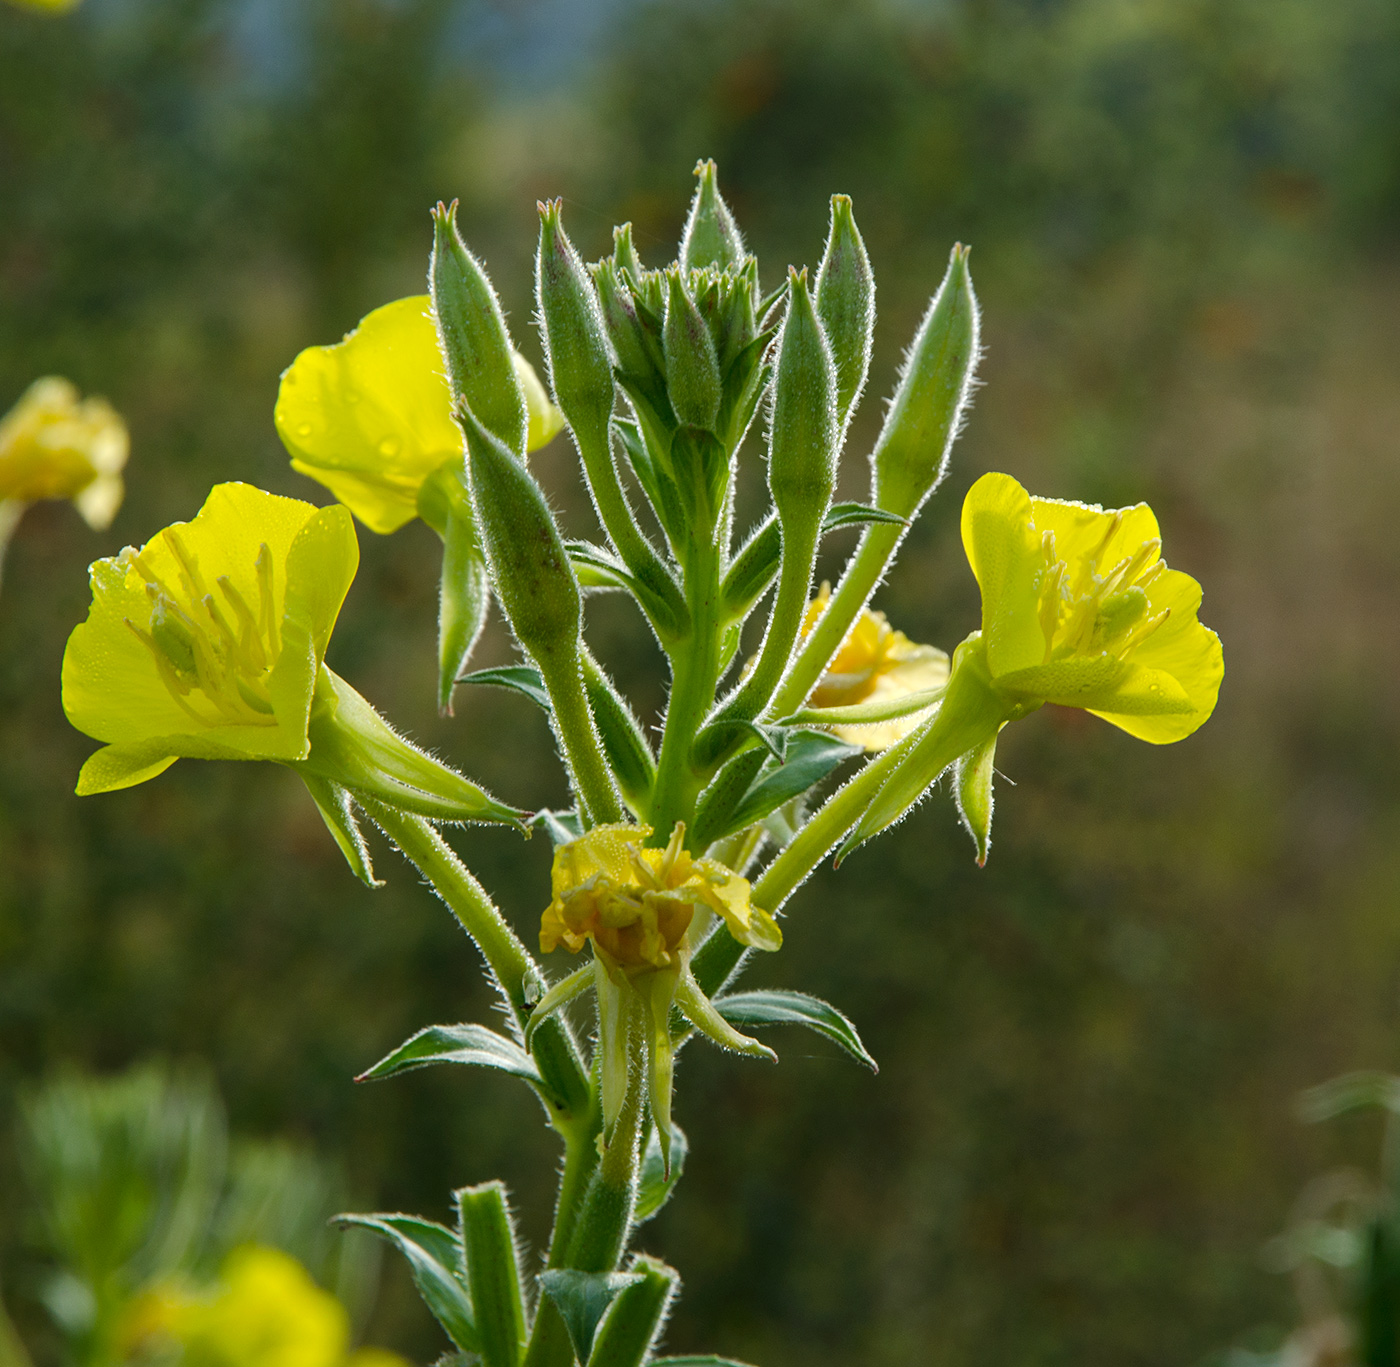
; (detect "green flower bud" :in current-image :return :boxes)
[536,199,616,438]
[815,194,875,430]
[429,201,526,455]
[663,267,722,432]
[459,404,580,663]
[612,221,644,282]
[768,268,838,533]
[871,243,980,519]
[681,159,745,271]
[591,258,663,389]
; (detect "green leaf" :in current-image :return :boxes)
[720,516,779,620]
[567,541,641,594]
[456,1183,527,1367]
[356,1024,544,1089]
[539,1271,644,1365]
[714,990,877,1071]
[1298,1071,1400,1123]
[725,732,862,835]
[586,1256,679,1367]
[635,1122,688,1223]
[821,501,910,534]
[457,665,551,712]
[333,1213,477,1353]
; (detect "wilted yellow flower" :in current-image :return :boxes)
[541,821,781,971]
[533,823,779,1167]
[0,377,128,529]
[274,296,562,535]
[802,584,949,751]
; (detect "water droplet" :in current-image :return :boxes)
[378,437,400,458]
[297,423,313,438]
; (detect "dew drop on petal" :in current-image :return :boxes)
[297,423,313,438]
[378,437,400,457]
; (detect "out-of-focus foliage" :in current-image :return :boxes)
[8,1063,380,1367]
[5,1,1400,1365]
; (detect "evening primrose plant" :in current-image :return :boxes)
[60,161,1222,1367]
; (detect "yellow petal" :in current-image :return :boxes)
[276,297,462,534]
[960,472,1047,676]
[0,377,128,517]
[1028,495,1160,580]
[514,353,565,452]
[550,823,651,900]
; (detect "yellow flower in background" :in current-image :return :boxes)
[0,377,128,529]
[126,1246,407,1367]
[962,470,1222,741]
[541,821,781,970]
[274,296,562,535]
[802,584,949,751]
[61,483,357,795]
[2,0,82,12]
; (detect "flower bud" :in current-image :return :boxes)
[536,200,617,444]
[612,221,644,283]
[681,159,745,271]
[591,258,663,388]
[430,201,526,455]
[767,269,838,535]
[459,405,580,664]
[871,244,980,519]
[815,195,875,431]
[663,268,722,432]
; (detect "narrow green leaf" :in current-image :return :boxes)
[356,1024,544,1088]
[714,990,877,1071]
[821,501,910,533]
[586,1256,679,1367]
[635,1122,688,1223]
[721,516,779,620]
[457,1183,527,1367]
[725,732,862,835]
[457,665,550,712]
[539,1271,643,1365]
[333,1213,477,1353]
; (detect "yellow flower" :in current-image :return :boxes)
[532,823,779,1168]
[3,0,83,12]
[842,471,1223,862]
[0,377,128,529]
[963,470,1222,741]
[541,821,781,971]
[126,1246,408,1367]
[274,296,562,535]
[802,584,949,751]
[61,483,357,794]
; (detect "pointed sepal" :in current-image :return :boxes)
[298,772,380,886]
[681,160,745,271]
[635,1121,688,1223]
[674,967,777,1063]
[954,730,998,866]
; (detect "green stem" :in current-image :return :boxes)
[537,644,626,827]
[753,726,919,913]
[361,800,534,1018]
[707,521,818,739]
[767,520,905,721]
[647,536,723,845]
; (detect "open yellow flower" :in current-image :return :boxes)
[843,471,1223,862]
[62,483,356,794]
[801,584,949,751]
[274,296,562,535]
[0,376,128,529]
[532,823,779,1168]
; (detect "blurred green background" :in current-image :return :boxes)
[5,0,1400,1363]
